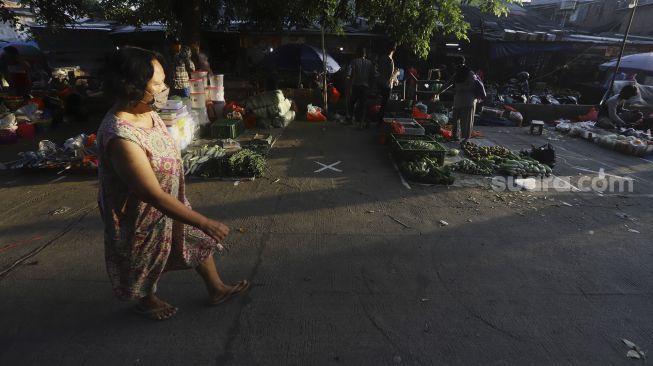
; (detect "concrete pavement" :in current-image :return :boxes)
[1,120,652,365]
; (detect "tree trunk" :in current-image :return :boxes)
[179,0,202,46]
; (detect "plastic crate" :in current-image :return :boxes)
[382,117,425,135]
[391,134,446,165]
[210,119,244,139]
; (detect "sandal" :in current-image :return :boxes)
[208,280,251,306]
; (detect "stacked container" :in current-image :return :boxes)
[210,74,225,117]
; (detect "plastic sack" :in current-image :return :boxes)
[578,107,598,122]
[307,110,327,122]
[0,113,17,130]
[328,86,341,103]
[412,106,430,119]
[439,128,452,140]
[509,111,523,125]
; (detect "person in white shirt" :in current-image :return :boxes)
[597,84,642,130]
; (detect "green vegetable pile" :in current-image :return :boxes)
[183,146,267,178]
[400,140,440,151]
[228,149,267,177]
[449,158,494,175]
[400,157,454,185]
[456,141,552,177]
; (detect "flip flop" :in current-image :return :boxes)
[208,280,250,306]
[132,303,178,321]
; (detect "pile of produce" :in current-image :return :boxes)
[182,144,267,178]
[6,135,98,172]
[227,149,267,177]
[399,157,454,185]
[498,158,552,177]
[458,141,552,177]
[400,140,440,151]
[183,144,226,176]
[449,158,495,175]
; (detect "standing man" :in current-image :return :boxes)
[347,47,374,129]
[450,56,478,141]
[376,44,400,126]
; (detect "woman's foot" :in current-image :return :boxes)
[208,280,250,306]
[133,295,178,321]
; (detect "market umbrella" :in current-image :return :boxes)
[599,52,653,75]
[263,43,340,74]
[0,41,43,62]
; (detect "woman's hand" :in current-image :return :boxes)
[201,218,230,242]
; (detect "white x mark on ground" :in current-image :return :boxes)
[314,161,342,173]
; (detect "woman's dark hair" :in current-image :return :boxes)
[453,56,470,83]
[619,84,638,100]
[103,46,165,106]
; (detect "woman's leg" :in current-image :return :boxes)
[196,255,249,305]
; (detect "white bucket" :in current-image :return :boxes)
[211,74,224,88]
[189,78,204,93]
[190,92,207,109]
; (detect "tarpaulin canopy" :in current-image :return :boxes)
[489,42,577,59]
[600,52,653,76]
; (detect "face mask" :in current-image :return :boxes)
[143,87,169,110]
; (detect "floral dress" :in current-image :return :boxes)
[97,110,219,301]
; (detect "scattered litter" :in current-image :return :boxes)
[588,230,595,235]
[622,339,646,360]
[273,178,280,183]
[420,298,431,302]
[386,214,411,229]
[627,350,644,360]
[234,181,240,186]
[366,210,376,214]
[467,219,473,223]
[439,220,449,227]
[424,321,431,333]
[50,206,71,216]
[560,201,573,207]
[628,229,641,234]
[238,228,245,233]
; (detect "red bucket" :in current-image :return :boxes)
[16,122,35,139]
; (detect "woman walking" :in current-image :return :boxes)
[97,47,249,320]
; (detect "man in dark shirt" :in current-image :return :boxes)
[376,44,399,125]
[347,47,374,129]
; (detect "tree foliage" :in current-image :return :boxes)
[361,0,521,58]
[1,0,520,58]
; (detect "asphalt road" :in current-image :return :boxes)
[1,120,652,365]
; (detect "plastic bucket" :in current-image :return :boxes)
[190,92,207,109]
[189,78,204,93]
[211,74,224,87]
[191,71,209,87]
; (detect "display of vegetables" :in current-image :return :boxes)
[183,144,226,176]
[182,145,267,178]
[228,149,267,177]
[400,157,454,185]
[400,140,440,151]
[456,141,552,177]
[498,158,552,177]
[450,158,495,175]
